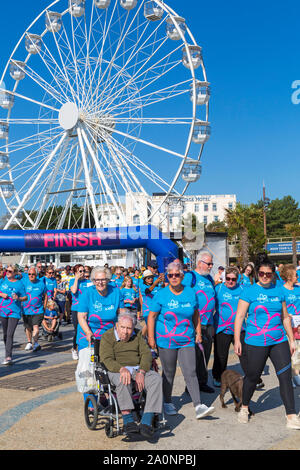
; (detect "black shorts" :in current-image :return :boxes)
[23,313,44,329]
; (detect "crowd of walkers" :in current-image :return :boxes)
[1,252,300,434]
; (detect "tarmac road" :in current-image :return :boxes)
[1,320,300,451]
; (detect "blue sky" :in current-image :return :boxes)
[0,0,299,209]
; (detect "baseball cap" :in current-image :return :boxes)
[143,269,154,278]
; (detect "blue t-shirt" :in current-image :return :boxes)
[140,282,161,323]
[44,308,58,319]
[69,278,92,311]
[132,277,141,290]
[240,283,287,347]
[240,274,252,287]
[151,286,199,349]
[22,278,46,316]
[120,288,138,309]
[109,276,124,289]
[281,285,300,317]
[44,277,57,299]
[215,283,245,335]
[76,285,120,350]
[182,271,215,326]
[0,279,27,319]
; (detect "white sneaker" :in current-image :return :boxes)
[25,342,33,351]
[71,348,79,360]
[293,375,300,387]
[195,404,215,419]
[238,407,249,424]
[163,402,177,415]
[286,415,300,430]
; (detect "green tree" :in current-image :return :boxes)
[206,220,227,232]
[225,203,265,266]
[256,196,300,238]
[285,223,300,267]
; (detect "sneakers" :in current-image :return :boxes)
[195,404,215,419]
[123,421,140,436]
[140,423,154,439]
[32,343,41,352]
[286,415,300,430]
[238,407,249,424]
[72,348,79,360]
[25,342,33,351]
[2,358,12,365]
[163,402,177,416]
[256,379,265,390]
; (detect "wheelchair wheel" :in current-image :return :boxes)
[84,395,98,430]
[105,421,114,438]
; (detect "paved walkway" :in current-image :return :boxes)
[1,321,300,450]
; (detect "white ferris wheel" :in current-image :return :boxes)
[0,0,210,233]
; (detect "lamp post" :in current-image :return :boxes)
[263,182,270,247]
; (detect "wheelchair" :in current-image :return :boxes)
[83,338,167,438]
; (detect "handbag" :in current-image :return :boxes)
[75,346,98,393]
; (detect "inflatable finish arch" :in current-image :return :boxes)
[0,225,178,272]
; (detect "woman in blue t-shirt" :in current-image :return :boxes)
[212,267,247,386]
[120,276,138,312]
[147,261,215,420]
[0,265,27,365]
[234,255,300,429]
[77,266,120,406]
[280,264,300,387]
[69,264,90,360]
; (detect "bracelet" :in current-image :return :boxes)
[137,370,145,375]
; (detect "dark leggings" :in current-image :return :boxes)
[0,317,19,358]
[71,310,78,350]
[243,341,295,415]
[212,331,248,381]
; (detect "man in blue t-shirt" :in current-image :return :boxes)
[182,251,216,393]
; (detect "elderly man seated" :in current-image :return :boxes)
[100,309,163,438]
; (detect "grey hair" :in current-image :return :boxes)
[118,308,137,328]
[167,261,184,275]
[28,265,37,273]
[90,266,112,282]
[196,251,213,264]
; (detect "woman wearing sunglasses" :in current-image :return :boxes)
[44,267,57,300]
[147,261,215,420]
[234,254,300,429]
[0,265,27,365]
[212,267,247,386]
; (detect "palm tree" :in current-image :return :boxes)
[285,223,300,267]
[225,203,265,266]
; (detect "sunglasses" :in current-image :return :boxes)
[226,277,237,282]
[6,269,14,273]
[201,260,214,267]
[258,271,273,279]
[168,273,181,278]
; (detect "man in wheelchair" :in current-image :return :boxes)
[100,309,163,439]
